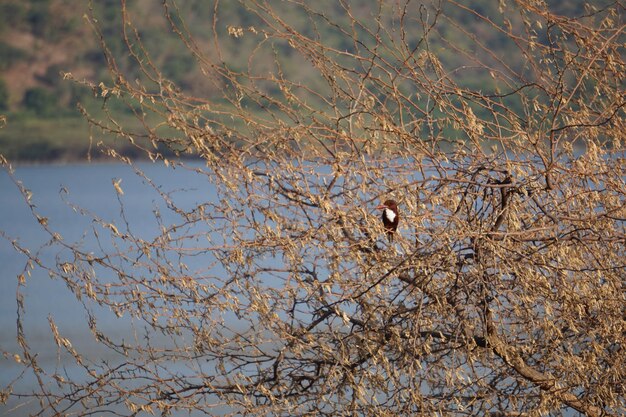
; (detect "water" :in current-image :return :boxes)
[0,161,216,416]
[0,160,592,416]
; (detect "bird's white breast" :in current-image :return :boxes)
[384,208,396,222]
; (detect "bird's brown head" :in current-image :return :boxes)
[377,199,398,211]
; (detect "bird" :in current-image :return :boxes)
[377,199,399,242]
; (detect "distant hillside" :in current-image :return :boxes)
[1,1,89,111]
[0,0,607,161]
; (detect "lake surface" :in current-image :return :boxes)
[0,160,590,417]
[0,161,216,416]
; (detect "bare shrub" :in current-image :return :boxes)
[2,1,624,416]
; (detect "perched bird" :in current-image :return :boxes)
[377,199,399,242]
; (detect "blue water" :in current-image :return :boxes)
[0,160,590,416]
[0,161,218,415]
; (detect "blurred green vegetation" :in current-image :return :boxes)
[0,0,611,161]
